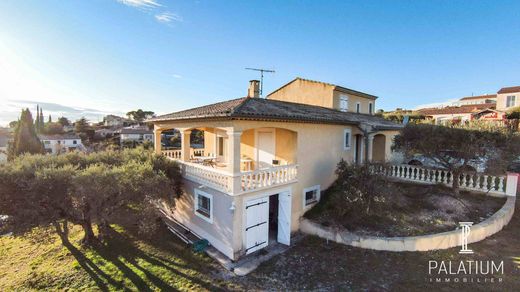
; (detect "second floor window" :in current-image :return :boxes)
[507,96,516,107]
[73,140,77,145]
[356,102,360,113]
[339,95,348,112]
[369,103,373,115]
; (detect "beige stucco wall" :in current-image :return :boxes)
[266,79,376,114]
[275,128,297,164]
[267,79,335,108]
[496,92,519,111]
[332,90,375,114]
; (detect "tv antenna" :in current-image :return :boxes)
[245,67,275,97]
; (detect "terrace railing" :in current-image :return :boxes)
[373,164,516,196]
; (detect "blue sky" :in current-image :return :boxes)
[0,0,519,126]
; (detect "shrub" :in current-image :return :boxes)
[328,160,391,216]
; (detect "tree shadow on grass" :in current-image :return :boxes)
[90,226,226,292]
[61,240,123,292]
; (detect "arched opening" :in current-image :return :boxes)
[240,127,297,171]
[372,134,386,162]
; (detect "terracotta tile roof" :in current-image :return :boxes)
[149,97,402,130]
[459,94,497,101]
[267,77,378,100]
[498,86,520,94]
[418,103,496,115]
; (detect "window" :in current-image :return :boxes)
[44,141,50,145]
[343,128,352,150]
[339,95,348,112]
[356,102,361,113]
[303,185,320,207]
[507,95,516,107]
[73,140,77,145]
[369,103,373,115]
[194,190,213,223]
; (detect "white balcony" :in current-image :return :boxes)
[167,156,298,195]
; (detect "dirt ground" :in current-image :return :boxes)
[227,199,520,291]
[305,182,506,237]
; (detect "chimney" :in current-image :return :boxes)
[247,80,260,98]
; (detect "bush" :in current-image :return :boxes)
[327,160,391,216]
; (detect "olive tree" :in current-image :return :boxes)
[0,148,181,245]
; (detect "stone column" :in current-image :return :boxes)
[153,128,162,155]
[506,173,519,196]
[181,130,192,162]
[367,134,375,162]
[227,130,242,194]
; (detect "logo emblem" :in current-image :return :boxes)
[459,222,474,254]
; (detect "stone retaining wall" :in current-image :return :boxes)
[300,196,516,252]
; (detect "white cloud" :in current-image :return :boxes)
[117,0,162,9]
[155,11,183,23]
[172,74,182,79]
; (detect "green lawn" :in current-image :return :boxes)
[0,211,240,291]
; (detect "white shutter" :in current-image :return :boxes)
[277,192,292,245]
[245,197,269,254]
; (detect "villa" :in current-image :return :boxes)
[148,78,403,260]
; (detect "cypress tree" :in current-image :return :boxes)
[35,105,40,133]
[8,108,45,160]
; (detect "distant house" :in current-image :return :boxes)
[38,134,84,154]
[0,135,8,163]
[95,128,118,139]
[418,85,520,124]
[104,115,132,127]
[120,127,153,145]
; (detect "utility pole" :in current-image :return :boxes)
[245,67,275,97]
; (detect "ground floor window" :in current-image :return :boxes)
[194,189,213,223]
[303,185,320,207]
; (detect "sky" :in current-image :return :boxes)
[0,0,519,126]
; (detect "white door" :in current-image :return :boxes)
[245,197,269,254]
[277,192,292,245]
[257,130,275,169]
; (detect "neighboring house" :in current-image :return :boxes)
[267,77,377,115]
[417,85,519,124]
[104,115,132,127]
[95,128,118,138]
[418,103,503,124]
[0,135,8,164]
[120,127,154,145]
[148,79,402,260]
[453,94,497,106]
[39,134,84,154]
[496,86,520,111]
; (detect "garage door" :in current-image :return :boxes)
[245,197,269,254]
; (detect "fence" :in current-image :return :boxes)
[373,164,518,196]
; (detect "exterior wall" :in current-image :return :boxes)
[154,119,399,259]
[42,139,81,154]
[173,179,238,259]
[275,128,297,165]
[497,92,519,111]
[203,128,216,156]
[428,113,473,124]
[267,79,335,108]
[332,90,375,114]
